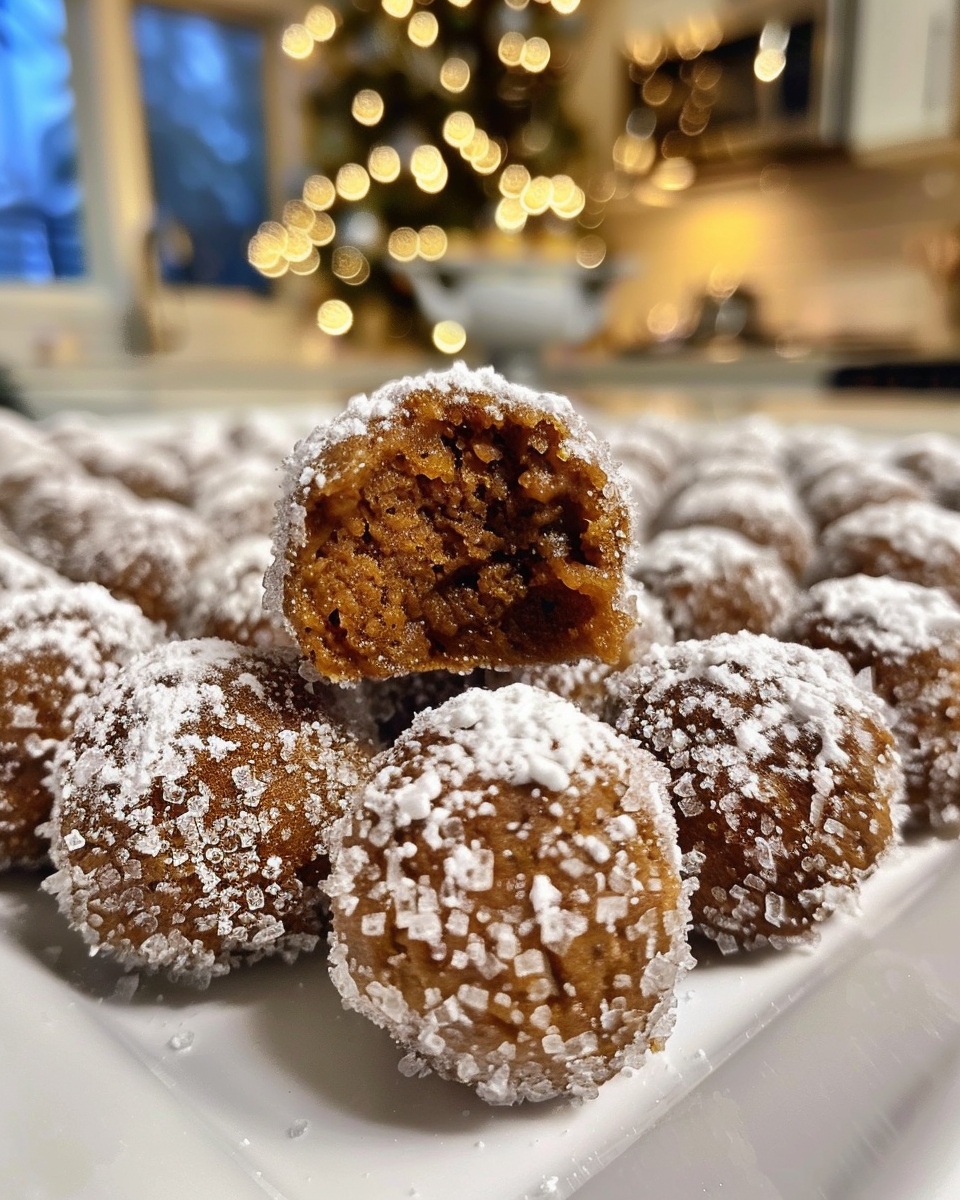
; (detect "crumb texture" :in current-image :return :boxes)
[268,364,632,680]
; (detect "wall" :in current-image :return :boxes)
[603,153,960,352]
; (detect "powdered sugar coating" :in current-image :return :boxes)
[791,575,960,832]
[656,477,814,578]
[889,432,960,509]
[613,632,902,951]
[193,455,282,543]
[7,471,219,625]
[180,536,293,650]
[792,575,960,665]
[814,500,960,603]
[0,542,64,595]
[45,639,374,986]
[804,461,926,531]
[325,684,692,1105]
[0,583,161,870]
[631,526,798,641]
[46,414,192,504]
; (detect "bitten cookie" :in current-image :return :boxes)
[266,364,634,681]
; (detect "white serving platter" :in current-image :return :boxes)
[2,835,958,1200]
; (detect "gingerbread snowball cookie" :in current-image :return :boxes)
[45,639,375,985]
[266,365,634,681]
[0,583,161,870]
[613,633,902,952]
[325,684,692,1105]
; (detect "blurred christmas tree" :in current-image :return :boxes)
[249,0,594,348]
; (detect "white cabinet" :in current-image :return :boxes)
[849,0,959,153]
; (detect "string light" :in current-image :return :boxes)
[332,245,368,282]
[442,111,476,147]
[495,197,527,232]
[551,0,579,11]
[368,145,401,183]
[461,129,490,163]
[418,225,448,261]
[433,320,467,353]
[519,37,550,73]
[418,162,449,193]
[281,24,314,58]
[498,32,525,66]
[303,175,336,211]
[308,212,336,246]
[282,199,316,231]
[304,5,337,41]
[410,144,445,183]
[472,142,503,175]
[520,175,553,216]
[289,247,321,275]
[651,157,696,191]
[259,259,290,279]
[336,163,371,201]
[499,164,531,197]
[575,235,606,268]
[317,299,353,335]
[408,11,439,47]
[440,57,471,93]
[351,89,384,126]
[283,228,314,262]
[248,229,284,269]
[388,227,420,261]
[381,0,413,17]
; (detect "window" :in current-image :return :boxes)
[133,4,270,291]
[0,0,85,281]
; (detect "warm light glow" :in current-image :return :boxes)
[754,47,786,82]
[440,57,471,93]
[336,163,371,201]
[308,212,336,246]
[351,89,384,126]
[495,197,527,232]
[471,141,503,175]
[304,6,337,42]
[498,31,525,67]
[368,145,401,183]
[642,74,672,106]
[576,235,606,269]
[303,175,336,211]
[551,0,580,12]
[447,0,471,7]
[647,301,679,339]
[381,0,413,17]
[520,36,550,73]
[521,175,553,216]
[332,245,368,283]
[613,134,656,175]
[408,11,438,46]
[499,163,530,198]
[626,32,663,68]
[282,228,313,262]
[281,24,314,59]
[317,299,353,335]
[651,156,696,191]
[418,225,448,261]
[550,174,576,207]
[759,20,791,50]
[442,111,476,147]
[289,247,321,275]
[282,199,315,230]
[461,129,490,163]
[410,144,444,181]
[504,0,529,9]
[258,259,290,279]
[248,232,282,269]
[417,162,449,193]
[388,227,420,262]
[433,320,467,353]
[552,185,586,219]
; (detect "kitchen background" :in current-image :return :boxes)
[2,0,959,420]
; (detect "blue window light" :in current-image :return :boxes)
[0,0,85,281]
[134,5,269,292]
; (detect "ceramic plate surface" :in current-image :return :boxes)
[2,837,958,1200]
